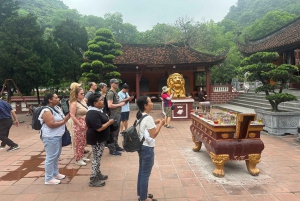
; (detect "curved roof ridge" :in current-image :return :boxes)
[114,44,227,65]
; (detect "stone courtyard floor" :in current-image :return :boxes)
[1,110,300,201]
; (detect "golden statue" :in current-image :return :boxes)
[167,73,186,98]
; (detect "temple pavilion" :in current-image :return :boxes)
[114,44,226,99]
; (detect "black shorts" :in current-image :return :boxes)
[121,112,130,121]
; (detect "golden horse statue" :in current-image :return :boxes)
[167,73,186,98]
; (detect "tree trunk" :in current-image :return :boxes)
[7,82,11,103]
[36,87,40,105]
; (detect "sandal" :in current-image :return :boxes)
[138,194,154,201]
[166,125,174,128]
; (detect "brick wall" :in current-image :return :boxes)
[209,91,240,104]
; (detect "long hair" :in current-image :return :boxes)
[69,82,82,103]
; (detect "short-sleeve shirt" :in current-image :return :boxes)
[118,91,130,112]
[161,93,172,107]
[0,100,12,119]
[84,91,94,100]
[85,110,110,145]
[137,114,156,143]
[106,89,121,118]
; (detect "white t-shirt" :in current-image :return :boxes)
[138,114,156,147]
[38,106,65,137]
[118,91,130,112]
[143,129,155,147]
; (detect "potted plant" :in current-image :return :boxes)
[240,52,300,135]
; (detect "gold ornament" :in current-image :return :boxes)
[167,73,186,98]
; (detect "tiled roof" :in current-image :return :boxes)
[114,44,226,65]
[238,17,300,54]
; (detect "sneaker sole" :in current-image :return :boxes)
[7,147,19,152]
[45,181,61,185]
[89,182,105,187]
[55,175,66,180]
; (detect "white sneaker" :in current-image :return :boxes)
[75,159,86,166]
[45,178,61,185]
[54,174,66,180]
[82,156,90,162]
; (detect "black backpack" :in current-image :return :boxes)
[60,98,69,115]
[122,114,148,152]
[31,106,52,130]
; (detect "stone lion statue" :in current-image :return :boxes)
[167,73,186,98]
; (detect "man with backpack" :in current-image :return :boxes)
[84,82,98,103]
[106,78,125,156]
[0,99,19,151]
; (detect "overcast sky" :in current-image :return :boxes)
[62,0,237,31]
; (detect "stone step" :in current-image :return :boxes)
[229,96,300,112]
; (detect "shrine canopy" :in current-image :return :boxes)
[114,44,226,66]
[238,17,300,55]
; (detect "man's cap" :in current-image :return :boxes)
[122,83,129,89]
[110,78,119,84]
[162,86,170,93]
[99,82,107,89]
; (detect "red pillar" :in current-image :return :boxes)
[205,66,210,100]
[136,70,141,100]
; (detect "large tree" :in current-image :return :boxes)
[0,0,19,25]
[243,11,297,40]
[81,28,122,84]
[0,14,53,101]
[52,19,88,85]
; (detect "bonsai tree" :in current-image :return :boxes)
[81,28,122,83]
[240,52,300,112]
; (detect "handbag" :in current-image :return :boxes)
[62,127,71,147]
[50,107,71,147]
[171,105,175,110]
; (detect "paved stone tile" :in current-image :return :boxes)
[0,195,18,201]
[164,187,187,198]
[273,193,300,201]
[33,192,60,201]
[1,184,27,195]
[55,192,81,201]
[13,193,39,201]
[1,111,300,200]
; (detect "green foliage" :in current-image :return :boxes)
[240,52,300,111]
[81,28,122,83]
[243,11,297,40]
[0,0,19,25]
[265,93,298,104]
[210,45,243,84]
[225,0,300,27]
[51,19,88,86]
[0,14,55,100]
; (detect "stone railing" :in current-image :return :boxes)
[213,86,229,92]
